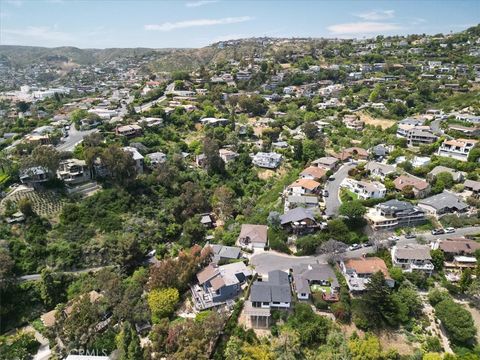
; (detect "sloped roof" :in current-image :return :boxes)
[419,191,468,212]
[238,224,268,244]
[280,207,316,225]
[344,257,391,279]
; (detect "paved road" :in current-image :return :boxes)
[20,266,108,282]
[56,123,98,152]
[251,226,479,275]
[324,162,356,216]
[134,82,174,113]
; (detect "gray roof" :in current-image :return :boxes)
[377,199,413,212]
[292,264,339,294]
[280,207,315,225]
[250,270,291,303]
[419,191,468,212]
[428,166,465,181]
[394,245,432,260]
[209,244,241,262]
[464,179,480,192]
[287,195,319,205]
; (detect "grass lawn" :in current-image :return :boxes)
[310,285,331,295]
[340,188,358,202]
[0,173,9,185]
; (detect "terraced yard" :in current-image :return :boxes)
[0,186,65,217]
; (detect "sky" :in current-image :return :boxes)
[0,0,478,49]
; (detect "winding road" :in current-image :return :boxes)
[324,162,356,217]
[251,226,479,276]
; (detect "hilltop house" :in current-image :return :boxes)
[252,152,282,169]
[366,199,425,231]
[237,224,268,250]
[57,159,90,185]
[145,152,167,167]
[300,166,327,182]
[123,146,144,174]
[284,195,319,211]
[464,179,480,198]
[245,270,291,328]
[393,175,430,198]
[219,149,239,163]
[116,124,142,138]
[418,191,468,217]
[437,138,478,162]
[280,207,318,233]
[427,166,465,183]
[292,264,339,301]
[340,257,394,292]
[365,162,396,180]
[341,178,386,200]
[391,245,434,274]
[207,244,242,264]
[191,262,252,310]
[287,178,321,196]
[20,166,50,186]
[311,156,339,171]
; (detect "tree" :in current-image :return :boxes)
[17,197,34,217]
[327,219,350,241]
[459,268,473,292]
[339,201,366,219]
[362,271,398,328]
[348,334,383,360]
[37,269,68,308]
[116,321,143,360]
[147,288,180,322]
[430,249,445,271]
[391,281,422,323]
[203,137,225,175]
[434,299,477,344]
[180,216,206,247]
[423,353,443,360]
[271,327,301,360]
[23,145,60,175]
[0,249,15,290]
[302,122,318,140]
[16,101,30,113]
[100,145,137,185]
[212,185,235,221]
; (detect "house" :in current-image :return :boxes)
[393,175,430,198]
[371,144,391,159]
[437,138,478,162]
[300,166,327,182]
[334,147,369,161]
[145,152,167,167]
[391,245,434,274]
[432,237,480,259]
[280,207,318,233]
[57,159,90,185]
[219,149,239,163]
[406,128,437,147]
[245,270,291,328]
[287,178,321,196]
[207,244,242,264]
[448,124,480,137]
[343,114,364,131]
[116,124,142,138]
[365,161,396,180]
[464,179,480,197]
[311,156,339,171]
[418,191,469,217]
[200,117,229,127]
[199,213,215,228]
[340,257,394,292]
[366,199,426,231]
[19,166,50,185]
[191,262,252,310]
[285,195,319,211]
[292,264,340,301]
[251,152,282,169]
[427,166,465,183]
[123,146,144,174]
[237,224,268,250]
[195,154,206,167]
[341,178,386,200]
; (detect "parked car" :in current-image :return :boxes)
[431,228,445,235]
[405,233,416,239]
[388,235,400,242]
[348,244,362,251]
[445,227,455,234]
[328,176,335,181]
[323,190,329,197]
[362,242,373,248]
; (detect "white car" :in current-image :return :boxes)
[388,236,400,242]
[445,227,455,234]
[348,244,361,251]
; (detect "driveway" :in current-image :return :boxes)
[324,162,356,216]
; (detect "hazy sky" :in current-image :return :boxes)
[0,0,478,48]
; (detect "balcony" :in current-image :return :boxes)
[191,284,223,311]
